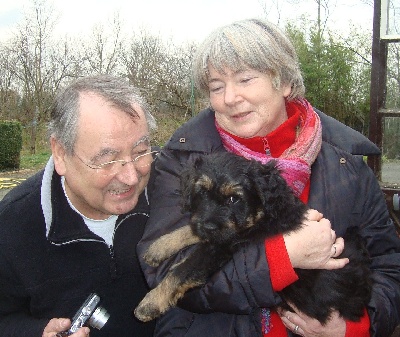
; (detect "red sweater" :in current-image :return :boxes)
[228,102,370,336]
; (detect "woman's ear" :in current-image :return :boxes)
[50,136,67,176]
[282,83,292,98]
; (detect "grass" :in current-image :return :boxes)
[20,150,51,171]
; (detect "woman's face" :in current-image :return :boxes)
[208,65,292,138]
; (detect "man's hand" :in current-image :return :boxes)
[42,318,90,337]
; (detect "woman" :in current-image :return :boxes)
[138,19,400,336]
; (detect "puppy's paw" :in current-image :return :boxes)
[134,302,162,322]
[143,249,165,267]
[134,284,173,322]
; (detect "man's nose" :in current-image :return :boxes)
[115,161,140,185]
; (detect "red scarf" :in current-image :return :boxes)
[216,98,322,197]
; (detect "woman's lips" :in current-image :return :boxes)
[232,111,251,120]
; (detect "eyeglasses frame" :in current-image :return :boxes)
[73,149,159,173]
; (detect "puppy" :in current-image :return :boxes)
[134,152,372,324]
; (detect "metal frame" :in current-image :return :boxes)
[368,0,400,230]
[368,0,389,180]
[381,0,400,40]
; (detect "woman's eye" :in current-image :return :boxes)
[210,86,223,93]
[240,77,253,84]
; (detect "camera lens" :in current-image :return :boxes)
[88,306,110,330]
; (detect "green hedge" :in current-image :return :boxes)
[0,121,22,170]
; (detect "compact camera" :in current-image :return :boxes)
[57,293,110,336]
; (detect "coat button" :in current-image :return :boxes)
[179,138,186,143]
[340,158,346,164]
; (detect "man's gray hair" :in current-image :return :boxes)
[48,74,157,154]
[192,18,305,100]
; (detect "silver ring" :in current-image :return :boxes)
[333,244,337,256]
[294,325,299,333]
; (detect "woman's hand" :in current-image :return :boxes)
[279,306,346,337]
[283,209,349,270]
[42,318,90,337]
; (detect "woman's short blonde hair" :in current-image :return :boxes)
[192,18,305,101]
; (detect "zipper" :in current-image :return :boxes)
[109,245,118,279]
[262,138,271,156]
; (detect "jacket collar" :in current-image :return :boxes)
[315,108,380,155]
[41,157,150,245]
[166,108,380,156]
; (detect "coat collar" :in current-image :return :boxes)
[315,108,380,156]
[166,107,380,156]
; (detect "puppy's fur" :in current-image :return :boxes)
[135,152,372,323]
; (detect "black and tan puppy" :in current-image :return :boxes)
[134,152,372,324]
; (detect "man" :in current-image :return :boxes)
[0,75,157,337]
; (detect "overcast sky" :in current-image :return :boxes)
[0,0,374,44]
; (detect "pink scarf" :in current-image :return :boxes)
[216,99,322,197]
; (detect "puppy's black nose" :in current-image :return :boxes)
[202,222,217,231]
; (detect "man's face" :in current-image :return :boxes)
[52,92,151,220]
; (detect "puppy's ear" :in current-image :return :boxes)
[180,157,203,212]
[251,160,297,217]
[180,168,194,212]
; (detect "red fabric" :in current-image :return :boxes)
[228,101,370,336]
[264,235,297,336]
[269,311,289,336]
[265,235,298,291]
[345,308,371,337]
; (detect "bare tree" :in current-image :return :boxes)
[8,0,78,153]
[121,29,165,97]
[153,41,197,116]
[81,14,124,75]
[0,43,20,120]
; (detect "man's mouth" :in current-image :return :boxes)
[108,186,133,196]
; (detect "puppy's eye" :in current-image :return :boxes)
[226,196,240,205]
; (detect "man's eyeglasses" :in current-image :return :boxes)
[74,150,159,176]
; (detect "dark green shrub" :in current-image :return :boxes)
[0,121,23,170]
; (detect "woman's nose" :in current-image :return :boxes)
[224,83,242,106]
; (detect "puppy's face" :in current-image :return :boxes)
[181,154,266,244]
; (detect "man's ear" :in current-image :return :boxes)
[50,136,67,176]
